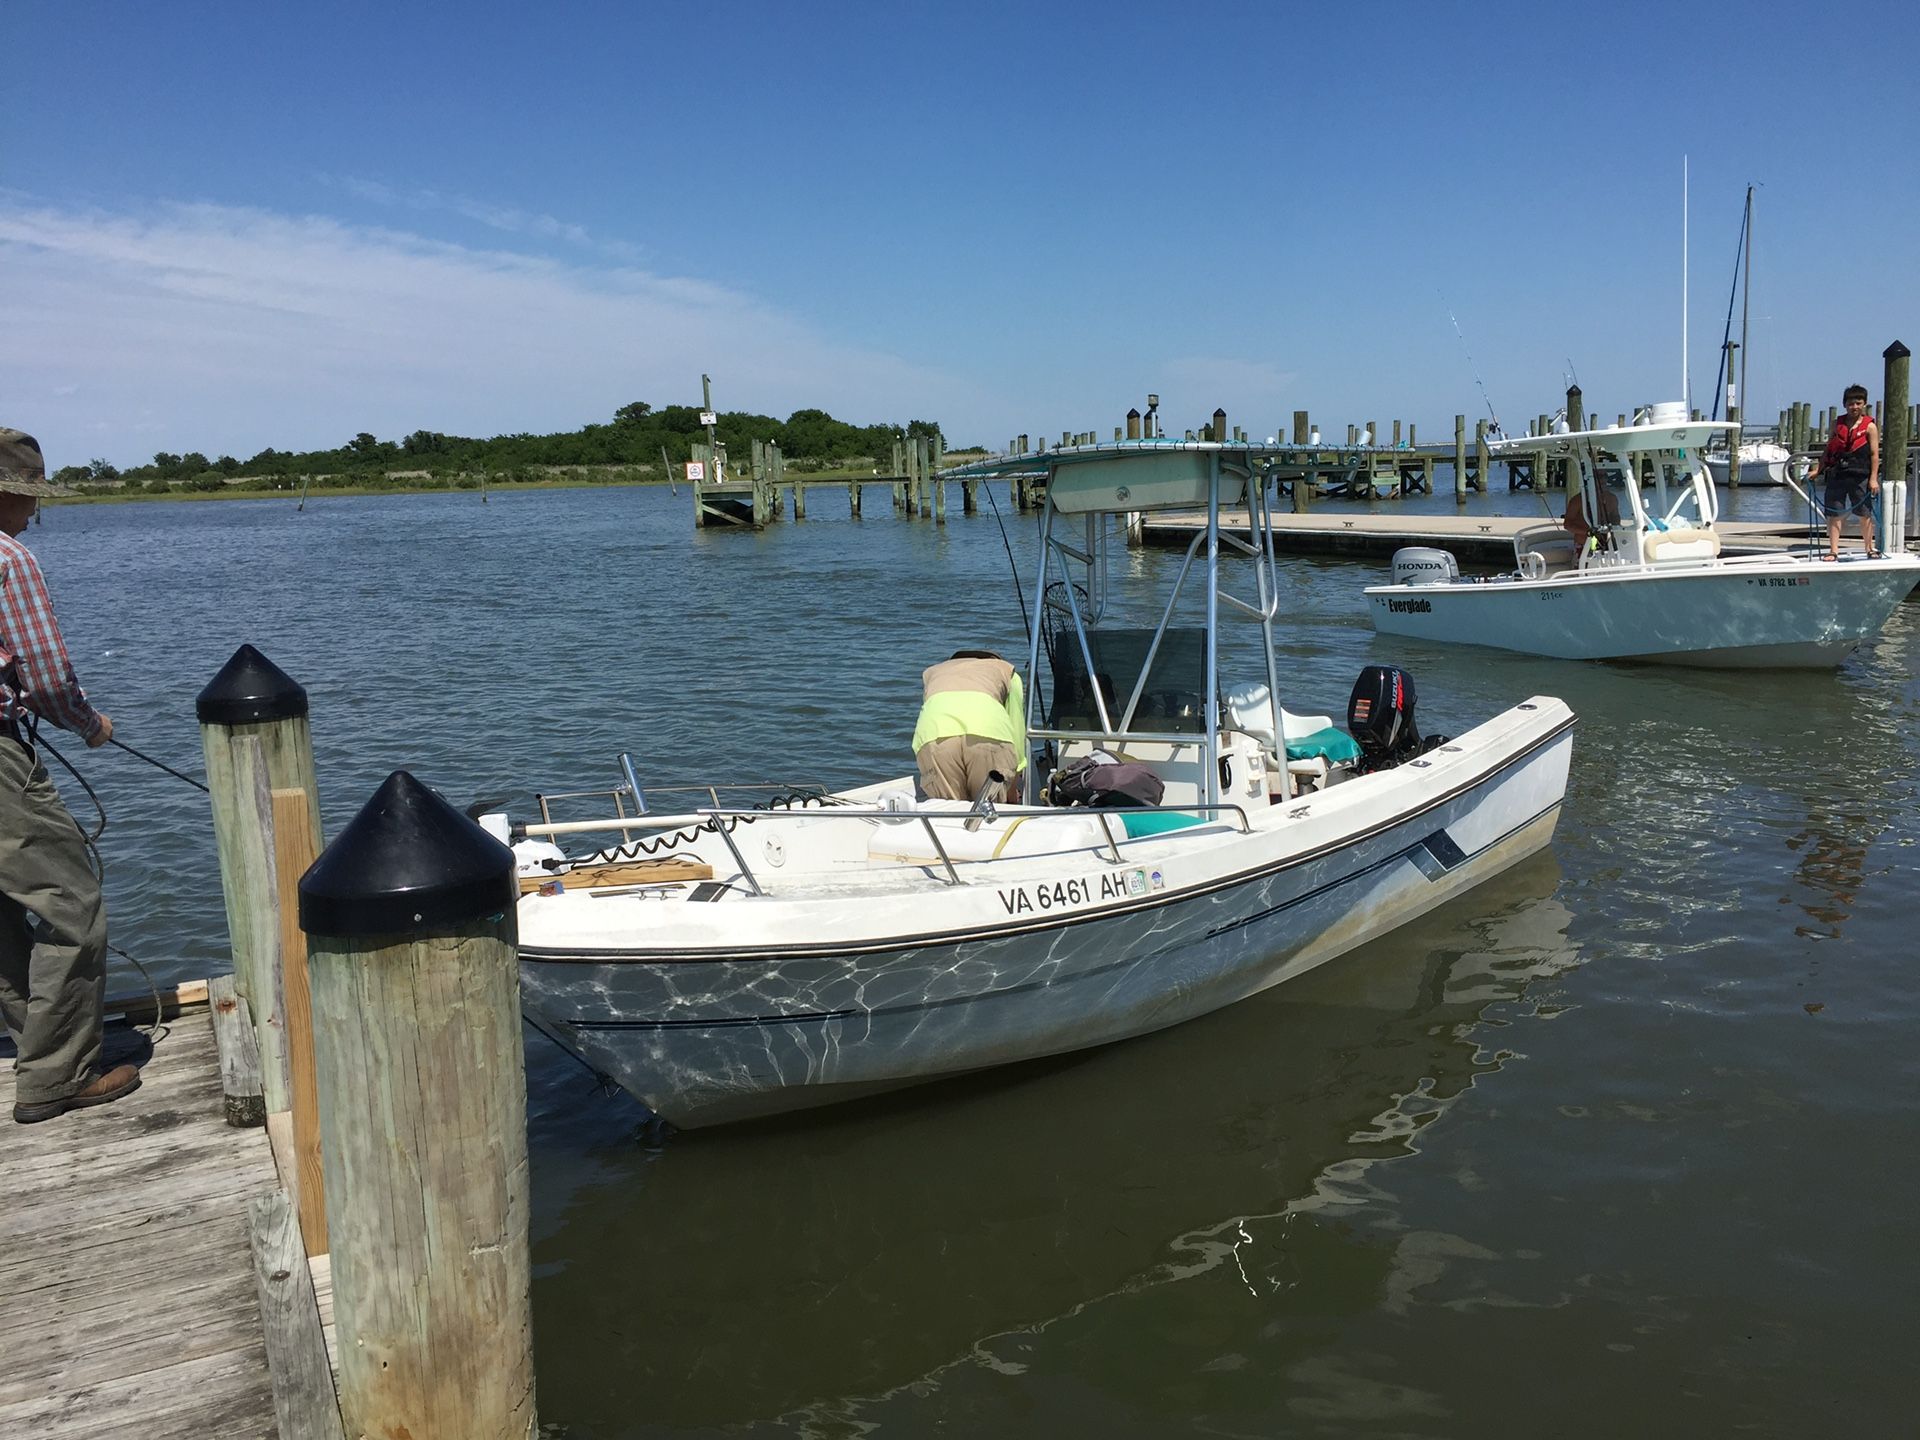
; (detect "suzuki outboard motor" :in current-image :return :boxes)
[1347,665,1428,772]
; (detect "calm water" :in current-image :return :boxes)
[37,481,1920,1438]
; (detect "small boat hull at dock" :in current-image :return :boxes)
[1369,553,1920,667]
[1703,441,1792,487]
[516,706,1573,1128]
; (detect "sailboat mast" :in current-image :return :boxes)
[1682,157,1690,407]
[1738,184,1753,429]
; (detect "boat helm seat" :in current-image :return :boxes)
[1642,526,1721,564]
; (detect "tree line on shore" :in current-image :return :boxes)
[53,402,948,494]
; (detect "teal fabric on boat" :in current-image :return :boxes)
[1285,726,1361,763]
[1121,810,1205,838]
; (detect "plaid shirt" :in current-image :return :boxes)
[0,531,102,741]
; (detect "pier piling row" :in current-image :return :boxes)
[12,645,545,1439]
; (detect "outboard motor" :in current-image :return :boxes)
[1347,665,1428,772]
[1390,547,1459,587]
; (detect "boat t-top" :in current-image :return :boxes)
[492,431,1575,1128]
[1366,404,1920,667]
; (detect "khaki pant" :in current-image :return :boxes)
[917,735,1022,802]
[0,738,108,1106]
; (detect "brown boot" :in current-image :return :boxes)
[12,1063,142,1124]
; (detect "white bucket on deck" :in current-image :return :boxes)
[1645,401,1688,426]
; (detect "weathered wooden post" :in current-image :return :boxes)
[848,474,863,518]
[198,649,321,1098]
[930,439,946,523]
[1474,419,1490,492]
[779,446,801,520]
[198,645,329,1250]
[299,772,534,1440]
[891,438,906,513]
[1454,414,1467,501]
[1885,341,1911,547]
[1562,385,1583,490]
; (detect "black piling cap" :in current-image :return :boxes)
[1886,340,1911,360]
[196,644,309,725]
[299,771,515,939]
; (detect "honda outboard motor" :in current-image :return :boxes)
[1347,665,1426,772]
[1390,547,1459,587]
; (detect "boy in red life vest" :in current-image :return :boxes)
[1808,384,1880,560]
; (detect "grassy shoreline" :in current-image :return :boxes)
[48,456,991,506]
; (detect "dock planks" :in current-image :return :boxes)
[1,1007,285,1439]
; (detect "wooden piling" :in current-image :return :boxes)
[1886,341,1911,543]
[299,771,534,1440]
[1454,414,1467,502]
[1474,419,1490,493]
[272,785,327,1258]
[197,645,324,1114]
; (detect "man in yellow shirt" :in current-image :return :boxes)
[912,649,1025,802]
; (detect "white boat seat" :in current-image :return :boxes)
[1642,526,1721,563]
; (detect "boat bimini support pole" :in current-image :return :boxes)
[1204,452,1222,810]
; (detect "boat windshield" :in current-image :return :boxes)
[1045,624,1209,735]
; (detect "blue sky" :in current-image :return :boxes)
[6,1,1916,467]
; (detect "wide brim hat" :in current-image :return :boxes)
[0,428,74,498]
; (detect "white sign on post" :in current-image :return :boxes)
[699,411,717,427]
[685,461,706,482]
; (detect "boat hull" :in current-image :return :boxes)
[518,715,1573,1127]
[1703,453,1788,487]
[1367,555,1920,667]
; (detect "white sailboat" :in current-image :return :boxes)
[498,437,1575,1127]
[1365,407,1920,667]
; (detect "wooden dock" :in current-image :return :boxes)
[1139,511,1823,562]
[1,1002,285,1439]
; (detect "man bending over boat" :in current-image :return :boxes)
[1562,485,1620,553]
[1808,384,1880,560]
[913,649,1026,803]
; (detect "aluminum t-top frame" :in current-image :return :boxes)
[1019,442,1289,807]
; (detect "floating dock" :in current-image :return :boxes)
[1138,513,1826,563]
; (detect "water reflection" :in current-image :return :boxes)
[1783,807,1880,937]
[526,854,1580,1436]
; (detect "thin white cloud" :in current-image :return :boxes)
[0,196,984,467]
[323,174,637,261]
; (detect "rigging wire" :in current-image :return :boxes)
[1709,191,1752,422]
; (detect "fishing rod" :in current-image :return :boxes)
[1442,295,1503,435]
[109,735,210,793]
[982,473,1032,643]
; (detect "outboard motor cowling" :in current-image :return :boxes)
[1390,547,1459,587]
[1347,665,1424,772]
